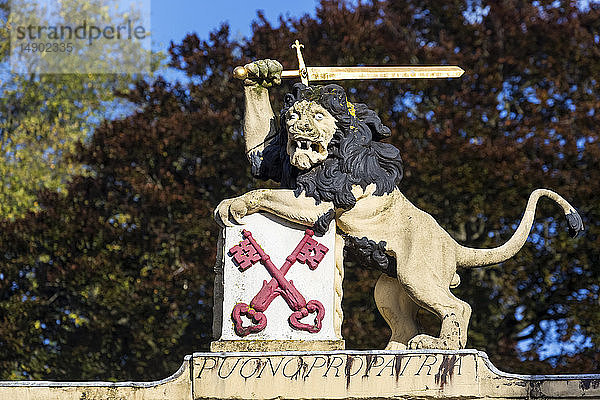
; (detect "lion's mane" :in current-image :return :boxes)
[255,83,404,210]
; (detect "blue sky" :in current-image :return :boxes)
[149,0,321,81]
[151,1,319,52]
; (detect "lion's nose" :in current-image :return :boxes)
[298,120,311,131]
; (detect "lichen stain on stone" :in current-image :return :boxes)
[363,354,374,378]
[526,380,544,398]
[251,85,266,96]
[434,355,457,387]
[79,387,128,400]
[345,355,353,389]
[300,357,308,380]
[580,379,600,391]
[394,355,402,383]
[288,356,304,381]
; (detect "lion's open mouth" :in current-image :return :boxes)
[288,137,328,170]
[291,139,325,153]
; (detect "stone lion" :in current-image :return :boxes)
[216,59,584,350]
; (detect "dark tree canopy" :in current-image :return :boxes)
[1,0,599,380]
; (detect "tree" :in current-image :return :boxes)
[0,31,247,379]
[0,0,598,380]
[0,0,142,219]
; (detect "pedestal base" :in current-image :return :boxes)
[2,350,600,399]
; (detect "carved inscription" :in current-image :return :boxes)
[196,353,464,383]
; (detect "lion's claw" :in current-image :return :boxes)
[408,334,440,349]
[214,199,236,227]
[229,198,249,224]
[408,334,459,350]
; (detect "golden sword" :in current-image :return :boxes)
[233,40,464,84]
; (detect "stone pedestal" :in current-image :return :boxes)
[211,212,344,352]
[193,350,600,399]
[2,350,599,399]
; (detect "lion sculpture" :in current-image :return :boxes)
[216,59,584,350]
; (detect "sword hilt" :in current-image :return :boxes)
[291,40,309,85]
[233,65,298,80]
[233,40,309,84]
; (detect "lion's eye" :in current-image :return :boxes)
[314,113,324,121]
[288,112,299,120]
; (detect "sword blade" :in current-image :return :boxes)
[281,66,464,81]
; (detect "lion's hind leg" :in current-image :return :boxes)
[397,245,472,350]
[406,303,471,350]
[402,278,472,350]
[374,274,419,350]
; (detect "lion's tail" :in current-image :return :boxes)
[455,189,583,269]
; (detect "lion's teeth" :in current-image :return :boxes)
[296,140,310,150]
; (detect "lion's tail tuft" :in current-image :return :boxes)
[566,210,584,238]
[456,189,583,269]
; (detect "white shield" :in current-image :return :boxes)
[214,212,337,342]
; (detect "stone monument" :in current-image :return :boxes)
[213,42,583,352]
[0,41,596,400]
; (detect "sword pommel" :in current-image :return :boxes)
[233,65,248,80]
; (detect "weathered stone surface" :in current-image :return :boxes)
[0,354,192,400]
[2,350,599,399]
[193,350,600,399]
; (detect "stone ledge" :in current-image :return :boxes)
[1,350,599,399]
[0,354,192,400]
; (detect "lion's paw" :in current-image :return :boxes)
[214,198,249,226]
[384,341,407,351]
[243,59,282,87]
[408,334,457,350]
[214,198,236,227]
[229,198,250,224]
[408,334,461,350]
[214,191,265,227]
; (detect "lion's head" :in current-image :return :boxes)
[285,100,337,170]
[257,83,404,209]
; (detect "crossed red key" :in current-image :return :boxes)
[228,229,329,337]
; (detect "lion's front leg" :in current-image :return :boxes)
[215,189,335,228]
[214,190,264,227]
